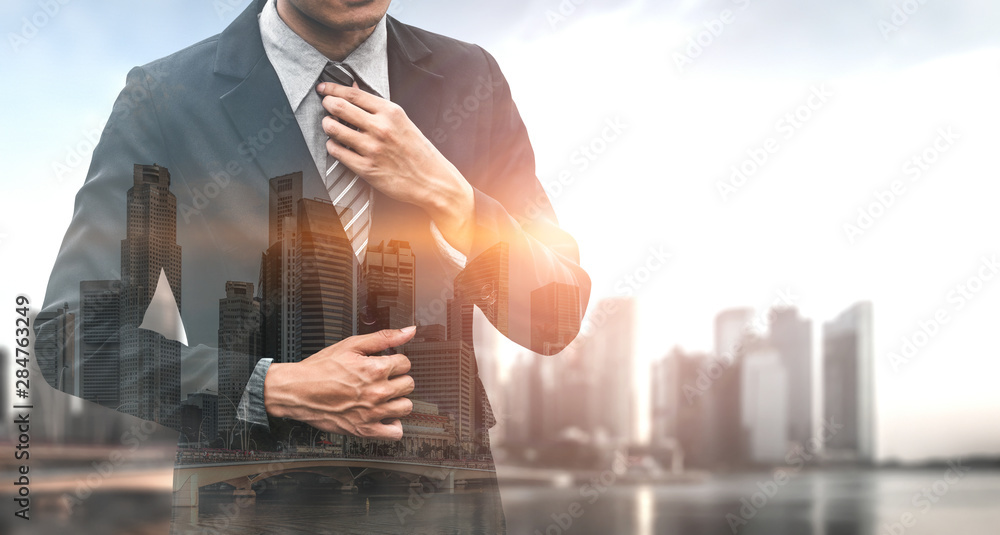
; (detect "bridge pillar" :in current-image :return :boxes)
[174,473,199,508]
[441,471,454,492]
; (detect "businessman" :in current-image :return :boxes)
[39,0,590,530]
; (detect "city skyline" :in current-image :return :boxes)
[5,0,1000,464]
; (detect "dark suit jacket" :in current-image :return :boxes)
[40,0,588,471]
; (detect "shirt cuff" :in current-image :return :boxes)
[429,220,467,272]
[238,358,273,429]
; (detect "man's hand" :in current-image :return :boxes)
[317,82,475,256]
[263,326,417,441]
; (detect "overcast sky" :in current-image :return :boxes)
[2,0,999,462]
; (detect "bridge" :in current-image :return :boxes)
[172,457,497,507]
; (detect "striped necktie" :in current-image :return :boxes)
[319,61,371,264]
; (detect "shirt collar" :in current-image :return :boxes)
[259,0,389,112]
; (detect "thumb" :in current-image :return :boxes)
[347,326,416,355]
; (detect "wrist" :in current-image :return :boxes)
[263,362,294,419]
[427,172,475,255]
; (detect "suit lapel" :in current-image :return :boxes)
[386,16,445,141]
[216,0,320,187]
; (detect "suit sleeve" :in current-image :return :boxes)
[36,66,231,436]
[464,48,591,354]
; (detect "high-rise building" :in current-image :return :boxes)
[579,297,636,444]
[769,307,813,448]
[448,242,509,345]
[715,307,754,358]
[403,335,476,451]
[34,303,76,395]
[530,282,581,354]
[119,164,182,429]
[650,350,680,448]
[181,392,219,446]
[218,281,261,436]
[80,280,121,409]
[707,309,755,468]
[740,342,789,464]
[359,240,415,333]
[261,172,356,363]
[447,242,509,448]
[262,173,303,363]
[823,301,875,462]
[296,198,356,359]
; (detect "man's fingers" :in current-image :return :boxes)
[386,372,415,397]
[380,353,413,379]
[322,116,368,153]
[318,82,384,114]
[361,419,403,441]
[321,95,370,132]
[346,327,416,355]
[380,397,414,420]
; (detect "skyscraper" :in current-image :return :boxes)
[823,301,875,462]
[262,173,303,363]
[740,342,789,464]
[218,281,261,436]
[261,173,356,363]
[769,307,813,448]
[579,297,636,444]
[296,198,356,359]
[715,307,755,358]
[119,163,182,429]
[34,303,76,395]
[650,350,680,448]
[359,239,415,333]
[181,392,219,446]
[403,331,477,451]
[530,282,581,354]
[80,280,121,409]
[448,242,509,345]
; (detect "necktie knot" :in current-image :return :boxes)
[320,61,356,87]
